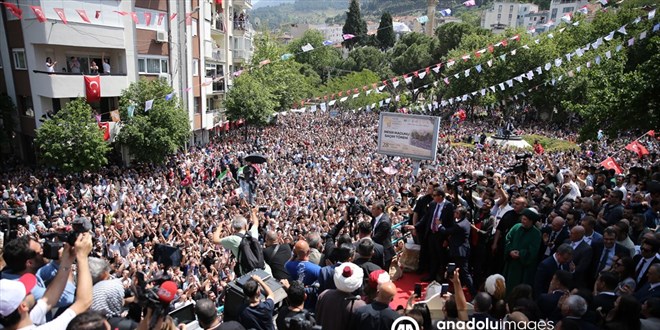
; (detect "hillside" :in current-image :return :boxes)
[252,0,435,29]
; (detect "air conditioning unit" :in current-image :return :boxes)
[156,31,168,43]
[159,73,171,85]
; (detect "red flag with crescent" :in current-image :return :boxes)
[600,157,622,174]
[85,76,101,102]
[30,6,47,23]
[625,140,649,158]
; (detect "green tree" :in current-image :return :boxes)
[287,29,342,81]
[342,46,393,79]
[435,22,490,58]
[342,0,367,49]
[377,12,395,50]
[224,74,278,125]
[390,32,439,102]
[117,78,190,164]
[318,70,389,110]
[35,98,110,172]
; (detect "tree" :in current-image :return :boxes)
[342,0,367,49]
[224,74,278,126]
[287,30,342,81]
[377,12,395,50]
[35,98,110,172]
[117,78,190,164]
[390,32,439,102]
[342,46,393,79]
[435,22,489,59]
[318,70,390,110]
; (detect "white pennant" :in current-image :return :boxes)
[432,66,441,73]
[480,89,486,96]
[640,31,647,40]
[535,66,542,74]
[340,96,348,102]
[510,49,517,55]
[555,58,563,67]
[499,83,505,91]
[366,90,372,95]
[393,80,400,88]
[378,85,386,92]
[605,50,611,59]
[506,79,513,87]
[618,25,627,35]
[487,59,493,67]
[320,103,327,111]
[544,63,552,71]
[490,86,496,92]
[328,100,336,106]
[352,93,359,98]
[454,73,460,79]
[404,76,413,84]
[604,31,615,41]
[418,71,427,79]
[475,64,483,73]
[464,69,470,77]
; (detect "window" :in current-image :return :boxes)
[510,5,514,12]
[137,56,169,74]
[12,49,26,70]
[497,14,501,20]
[563,7,574,13]
[509,14,513,19]
[498,5,502,12]
[192,59,199,76]
[194,97,201,114]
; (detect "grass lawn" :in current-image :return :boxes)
[448,134,578,152]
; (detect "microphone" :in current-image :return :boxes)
[157,280,178,304]
[344,295,362,301]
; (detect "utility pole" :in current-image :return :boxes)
[427,0,438,37]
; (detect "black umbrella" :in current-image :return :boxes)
[245,153,267,164]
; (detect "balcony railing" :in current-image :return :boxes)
[31,71,128,98]
[212,81,225,93]
[211,19,226,33]
[232,50,247,61]
[211,48,226,62]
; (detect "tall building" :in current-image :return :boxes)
[549,0,587,22]
[0,0,253,163]
[481,2,539,33]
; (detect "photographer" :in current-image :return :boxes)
[1,235,76,308]
[277,280,318,330]
[0,233,93,329]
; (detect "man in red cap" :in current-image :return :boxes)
[0,233,94,329]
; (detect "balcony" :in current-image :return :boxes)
[232,50,247,63]
[234,0,253,9]
[211,19,226,35]
[31,71,128,99]
[211,48,226,62]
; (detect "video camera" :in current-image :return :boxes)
[138,276,179,328]
[506,153,533,174]
[342,196,362,217]
[0,210,28,237]
[42,216,92,259]
[284,311,321,330]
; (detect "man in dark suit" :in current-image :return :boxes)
[590,227,631,286]
[634,263,660,303]
[560,295,600,330]
[354,238,382,277]
[470,293,498,323]
[534,243,574,298]
[263,231,293,281]
[537,270,572,322]
[355,221,385,269]
[566,226,593,289]
[447,206,475,296]
[592,271,619,317]
[540,216,569,259]
[415,188,455,282]
[361,201,395,270]
[634,239,660,291]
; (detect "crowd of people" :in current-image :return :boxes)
[0,110,658,330]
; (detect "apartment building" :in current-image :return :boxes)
[0,0,253,162]
[549,0,587,21]
[481,2,539,32]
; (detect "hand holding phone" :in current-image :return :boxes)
[441,283,449,295]
[447,263,456,279]
[414,283,422,298]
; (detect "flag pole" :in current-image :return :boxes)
[607,131,652,158]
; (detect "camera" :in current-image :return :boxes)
[346,197,361,217]
[0,209,28,244]
[284,311,321,330]
[41,217,93,259]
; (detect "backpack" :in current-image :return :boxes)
[236,232,265,276]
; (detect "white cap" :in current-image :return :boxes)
[0,274,37,317]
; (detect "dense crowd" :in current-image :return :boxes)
[0,110,659,330]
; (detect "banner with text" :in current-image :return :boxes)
[377,113,441,161]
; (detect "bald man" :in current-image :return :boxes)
[351,282,400,330]
[285,240,321,286]
[566,225,592,288]
[541,216,569,258]
[263,231,292,281]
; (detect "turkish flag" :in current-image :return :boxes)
[181,175,192,186]
[648,130,656,137]
[130,12,139,24]
[3,2,22,19]
[76,9,91,23]
[30,6,47,23]
[98,122,110,141]
[157,13,165,25]
[625,140,649,158]
[84,76,101,102]
[54,8,67,24]
[600,157,623,174]
[144,12,152,26]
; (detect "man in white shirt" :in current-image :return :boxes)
[0,233,93,330]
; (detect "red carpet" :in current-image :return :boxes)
[390,272,426,310]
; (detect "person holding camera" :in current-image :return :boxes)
[0,232,94,329]
[1,235,76,309]
[238,274,275,330]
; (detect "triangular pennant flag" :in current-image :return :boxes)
[432,65,441,73]
[320,103,326,111]
[301,43,314,52]
[145,99,154,112]
[604,31,615,41]
[605,51,612,59]
[95,114,101,123]
[454,73,460,79]
[392,79,400,88]
[404,75,413,84]
[506,79,513,87]
[628,37,635,46]
[475,64,482,73]
[447,59,455,67]
[499,83,505,90]
[323,40,334,46]
[600,157,622,174]
[54,8,68,24]
[640,31,647,40]
[96,10,101,19]
[169,13,177,21]
[259,59,271,66]
[462,54,470,61]
[342,34,355,40]
[487,59,493,67]
[499,54,507,62]
[535,66,542,74]
[480,89,486,96]
[130,12,139,24]
[31,6,47,23]
[647,130,655,137]
[443,77,450,85]
[565,53,573,62]
[340,96,348,102]
[489,86,496,92]
[510,49,517,56]
[165,92,175,101]
[127,105,135,118]
[418,71,427,79]
[144,12,152,26]
[653,24,659,32]
[633,17,641,24]
[649,9,656,20]
[555,58,563,67]
[464,69,470,77]
[281,53,293,60]
[76,9,91,23]
[618,25,627,35]
[157,13,165,25]
[514,75,523,83]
